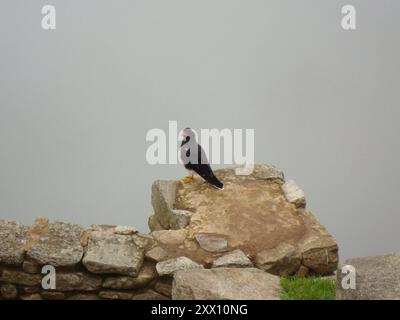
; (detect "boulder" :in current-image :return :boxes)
[26,221,84,267]
[336,253,400,300]
[0,220,28,266]
[132,290,170,300]
[82,226,144,276]
[172,267,281,300]
[150,164,338,276]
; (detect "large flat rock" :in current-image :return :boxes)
[26,221,84,267]
[0,220,28,266]
[150,165,338,275]
[82,226,144,276]
[336,253,400,300]
[172,267,281,300]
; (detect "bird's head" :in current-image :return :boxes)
[179,127,196,143]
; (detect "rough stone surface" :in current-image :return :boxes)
[172,268,281,300]
[145,246,170,262]
[156,256,203,276]
[132,290,170,300]
[22,260,40,274]
[151,180,193,230]
[336,253,400,300]
[255,243,301,276]
[0,268,41,286]
[212,249,253,268]
[282,180,306,208]
[150,165,338,275]
[67,294,100,300]
[195,233,228,253]
[154,276,173,297]
[1,283,18,299]
[102,262,156,290]
[26,221,84,267]
[82,228,144,276]
[99,290,134,300]
[41,291,66,300]
[0,220,28,266]
[20,293,42,300]
[55,271,102,291]
[114,225,138,235]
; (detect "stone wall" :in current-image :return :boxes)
[0,164,339,300]
[0,218,169,300]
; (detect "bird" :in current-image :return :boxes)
[179,128,224,190]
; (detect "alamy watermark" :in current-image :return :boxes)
[145,121,255,175]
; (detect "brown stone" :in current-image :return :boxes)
[0,268,41,286]
[67,294,99,300]
[55,271,102,291]
[1,283,18,299]
[22,260,40,274]
[41,291,66,300]
[102,262,156,290]
[20,293,42,300]
[153,276,172,297]
[145,246,170,262]
[99,290,134,300]
[255,243,301,276]
[0,220,29,266]
[132,290,169,300]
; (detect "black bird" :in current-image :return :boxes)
[179,128,224,190]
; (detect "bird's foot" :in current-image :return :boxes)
[181,175,194,184]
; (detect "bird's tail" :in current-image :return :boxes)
[210,176,224,190]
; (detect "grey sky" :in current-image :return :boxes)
[0,1,399,260]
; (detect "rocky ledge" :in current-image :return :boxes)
[0,164,338,300]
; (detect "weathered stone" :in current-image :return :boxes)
[148,214,164,231]
[172,268,281,300]
[132,290,170,300]
[145,246,170,262]
[82,229,144,276]
[282,180,306,208]
[22,286,40,294]
[154,276,173,297]
[41,291,66,300]
[152,167,338,275]
[212,249,253,268]
[151,229,188,246]
[67,294,99,300]
[99,290,134,300]
[156,256,203,276]
[102,262,156,289]
[55,271,102,291]
[114,225,138,235]
[336,253,400,300]
[255,243,301,276]
[0,268,41,286]
[20,293,42,300]
[1,283,18,299]
[151,180,192,230]
[195,233,228,253]
[299,223,338,275]
[22,260,40,274]
[0,220,28,266]
[26,221,84,267]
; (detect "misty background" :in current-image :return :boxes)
[0,1,399,260]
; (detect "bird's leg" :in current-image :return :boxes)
[182,175,194,184]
